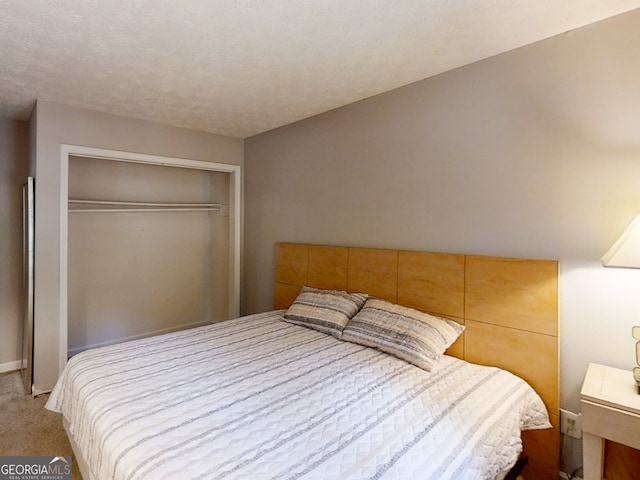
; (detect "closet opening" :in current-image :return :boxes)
[59,146,241,364]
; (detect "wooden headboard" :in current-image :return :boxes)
[274,242,559,480]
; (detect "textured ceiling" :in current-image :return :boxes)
[1,1,640,138]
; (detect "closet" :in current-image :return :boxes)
[66,154,237,356]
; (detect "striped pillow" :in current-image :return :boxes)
[341,298,464,371]
[283,287,368,339]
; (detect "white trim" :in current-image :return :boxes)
[59,145,242,374]
[60,148,69,376]
[230,167,241,318]
[63,145,242,173]
[0,359,23,374]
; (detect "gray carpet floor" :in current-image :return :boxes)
[0,370,82,479]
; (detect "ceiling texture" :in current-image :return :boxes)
[1,1,640,138]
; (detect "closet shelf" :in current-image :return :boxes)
[68,199,223,213]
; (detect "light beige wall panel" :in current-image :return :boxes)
[0,118,29,369]
[67,212,211,351]
[209,213,231,321]
[209,160,232,322]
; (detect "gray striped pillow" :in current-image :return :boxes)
[341,298,464,371]
[284,287,368,339]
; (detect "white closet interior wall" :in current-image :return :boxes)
[67,155,231,356]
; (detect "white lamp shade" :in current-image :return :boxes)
[602,214,640,268]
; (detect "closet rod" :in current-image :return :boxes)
[68,199,222,208]
[69,207,220,213]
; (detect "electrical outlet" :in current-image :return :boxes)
[560,409,582,439]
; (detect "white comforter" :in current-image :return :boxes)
[46,310,550,480]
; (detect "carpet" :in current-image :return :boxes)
[0,370,82,479]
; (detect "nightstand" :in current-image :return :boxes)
[580,363,640,480]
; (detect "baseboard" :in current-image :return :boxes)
[0,359,24,374]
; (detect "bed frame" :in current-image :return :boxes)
[274,242,559,480]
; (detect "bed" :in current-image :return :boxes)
[46,243,559,480]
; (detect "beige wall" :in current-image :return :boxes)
[0,118,29,371]
[245,6,640,421]
[30,101,243,393]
